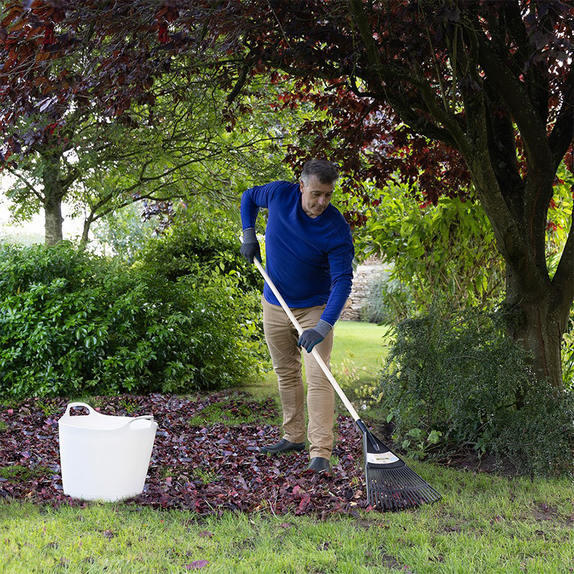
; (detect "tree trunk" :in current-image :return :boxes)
[80,209,98,246]
[466,144,571,391]
[45,194,64,246]
[505,264,568,390]
[41,150,65,246]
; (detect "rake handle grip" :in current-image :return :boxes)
[254,258,361,423]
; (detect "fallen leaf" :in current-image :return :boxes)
[185,560,209,570]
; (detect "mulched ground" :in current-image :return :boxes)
[0,391,396,516]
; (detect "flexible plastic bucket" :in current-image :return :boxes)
[58,402,158,501]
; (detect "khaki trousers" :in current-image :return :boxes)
[262,296,335,460]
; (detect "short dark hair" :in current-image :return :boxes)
[301,159,339,185]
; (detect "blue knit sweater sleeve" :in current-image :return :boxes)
[240,181,354,326]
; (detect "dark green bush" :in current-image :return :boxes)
[492,385,574,477]
[0,240,266,399]
[137,218,262,292]
[562,311,574,388]
[380,306,574,477]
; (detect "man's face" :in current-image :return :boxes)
[300,175,335,219]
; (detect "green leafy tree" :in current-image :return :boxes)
[90,202,158,261]
[2,68,296,245]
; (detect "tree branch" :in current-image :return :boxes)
[475,29,552,172]
[348,0,462,149]
[226,52,255,104]
[4,165,45,202]
[548,69,574,170]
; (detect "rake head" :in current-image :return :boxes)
[363,431,441,511]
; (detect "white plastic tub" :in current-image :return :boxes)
[58,402,158,501]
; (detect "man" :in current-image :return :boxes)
[240,159,354,472]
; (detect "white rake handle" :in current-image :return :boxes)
[254,258,361,422]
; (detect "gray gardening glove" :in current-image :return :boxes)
[240,227,261,263]
[298,320,332,352]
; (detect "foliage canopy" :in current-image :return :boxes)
[1,0,572,389]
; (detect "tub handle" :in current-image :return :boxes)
[127,415,155,428]
[63,402,98,418]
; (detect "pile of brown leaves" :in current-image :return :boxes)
[0,392,374,516]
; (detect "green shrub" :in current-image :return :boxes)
[379,306,574,476]
[0,241,266,399]
[492,385,574,477]
[355,190,506,313]
[137,218,261,292]
[135,218,268,378]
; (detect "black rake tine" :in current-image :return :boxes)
[364,438,442,511]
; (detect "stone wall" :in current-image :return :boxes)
[340,260,385,321]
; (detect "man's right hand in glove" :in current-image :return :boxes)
[240,227,261,263]
[298,320,332,352]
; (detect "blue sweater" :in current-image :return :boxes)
[241,180,354,326]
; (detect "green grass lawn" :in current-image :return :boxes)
[2,320,574,573]
[2,469,573,573]
[331,320,392,370]
[331,320,391,386]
